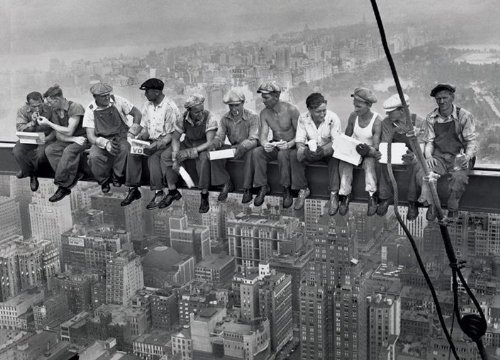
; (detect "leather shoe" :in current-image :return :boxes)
[199,194,210,213]
[49,187,71,202]
[30,176,39,192]
[112,175,122,187]
[294,188,310,210]
[339,194,351,216]
[254,185,270,207]
[376,198,393,217]
[426,206,436,221]
[146,191,165,210]
[328,192,339,216]
[218,182,234,202]
[159,190,182,209]
[406,201,419,221]
[367,193,378,217]
[121,187,141,206]
[15,171,23,179]
[242,189,253,204]
[101,182,111,194]
[283,187,293,209]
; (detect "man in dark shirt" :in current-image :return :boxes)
[12,91,56,192]
[39,85,88,202]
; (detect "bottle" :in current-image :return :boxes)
[454,150,467,171]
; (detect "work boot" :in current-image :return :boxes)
[15,171,23,179]
[241,189,253,204]
[282,187,293,209]
[199,193,210,213]
[101,182,111,194]
[159,190,182,209]
[328,192,339,216]
[367,193,378,217]
[121,187,141,206]
[376,198,392,217]
[146,190,165,210]
[30,176,39,192]
[406,201,419,221]
[218,181,234,202]
[254,185,270,207]
[294,188,310,210]
[111,174,122,187]
[339,194,351,216]
[426,206,436,221]
[49,186,71,203]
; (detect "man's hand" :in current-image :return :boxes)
[36,116,51,126]
[128,123,142,137]
[143,144,157,156]
[177,148,198,162]
[456,154,470,169]
[207,141,219,152]
[297,147,307,162]
[276,140,289,150]
[305,147,324,162]
[263,142,275,153]
[172,160,181,173]
[234,144,246,160]
[368,148,382,161]
[105,140,120,156]
[73,136,87,146]
[402,151,415,165]
[426,156,438,169]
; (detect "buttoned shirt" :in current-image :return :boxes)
[16,103,54,134]
[174,110,218,134]
[295,110,342,146]
[423,105,478,157]
[82,95,134,129]
[214,108,260,146]
[52,99,86,137]
[140,96,180,140]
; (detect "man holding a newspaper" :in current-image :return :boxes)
[13,91,56,192]
[121,78,181,209]
[159,94,217,213]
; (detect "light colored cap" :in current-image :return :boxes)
[90,82,113,95]
[383,93,410,113]
[223,89,245,104]
[184,94,205,109]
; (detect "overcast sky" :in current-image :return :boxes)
[1,0,497,56]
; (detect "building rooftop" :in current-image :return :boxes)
[195,253,234,270]
[134,330,171,346]
[2,288,43,308]
[60,311,89,328]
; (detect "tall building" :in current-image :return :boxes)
[106,250,144,306]
[0,196,22,240]
[91,192,144,241]
[300,282,328,360]
[0,235,21,301]
[227,212,300,271]
[396,206,428,241]
[366,293,401,360]
[202,198,225,246]
[8,176,33,239]
[152,201,185,245]
[170,215,211,263]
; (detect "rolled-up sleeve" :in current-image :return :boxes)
[214,117,228,145]
[205,112,218,133]
[16,108,33,132]
[139,103,149,129]
[461,112,478,157]
[82,106,95,129]
[329,112,342,141]
[422,115,435,144]
[295,115,308,144]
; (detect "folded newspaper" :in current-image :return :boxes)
[378,142,408,165]
[332,134,363,165]
[16,132,46,145]
[129,138,151,155]
[209,148,236,160]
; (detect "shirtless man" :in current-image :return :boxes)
[338,87,382,216]
[252,81,300,208]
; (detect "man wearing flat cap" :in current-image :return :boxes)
[36,85,88,202]
[376,93,425,218]
[208,88,259,202]
[418,83,477,221]
[159,94,218,213]
[12,91,56,192]
[338,87,382,216]
[83,82,142,193]
[121,78,181,208]
[251,81,300,208]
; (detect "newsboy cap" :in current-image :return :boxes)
[257,81,281,94]
[184,94,205,109]
[223,89,245,105]
[90,82,113,95]
[140,78,164,91]
[430,83,456,97]
[383,93,410,113]
[351,87,377,104]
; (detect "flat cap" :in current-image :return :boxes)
[430,83,456,97]
[257,81,281,94]
[140,78,164,91]
[351,87,377,104]
[90,82,113,95]
[223,89,245,105]
[43,84,63,98]
[383,93,410,113]
[184,94,205,109]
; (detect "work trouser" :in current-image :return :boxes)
[87,139,130,185]
[416,153,470,212]
[252,147,293,189]
[12,142,49,177]
[126,148,165,191]
[211,145,253,189]
[45,140,90,188]
[339,157,377,195]
[291,149,340,191]
[377,159,419,202]
[161,144,211,191]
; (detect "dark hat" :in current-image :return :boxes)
[90,82,113,95]
[430,83,456,97]
[257,81,281,94]
[43,84,63,98]
[351,87,377,104]
[140,78,164,91]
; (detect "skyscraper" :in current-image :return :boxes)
[106,250,144,306]
[0,196,22,240]
[170,215,211,263]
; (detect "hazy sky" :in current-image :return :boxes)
[1,0,497,55]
